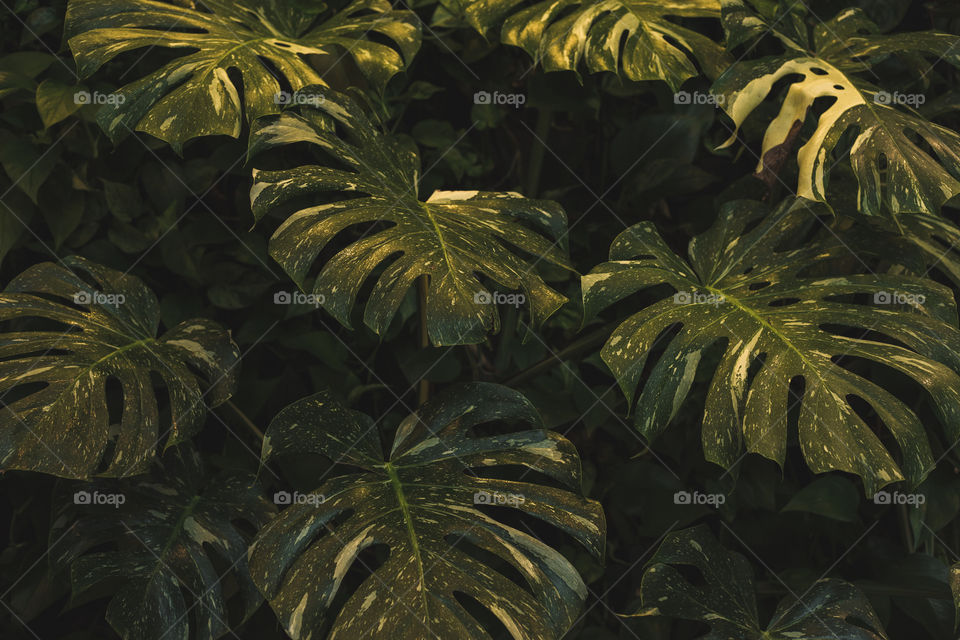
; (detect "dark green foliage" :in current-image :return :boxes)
[2,0,960,639]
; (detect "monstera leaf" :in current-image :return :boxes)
[633,525,889,639]
[466,0,729,90]
[50,447,275,640]
[249,87,573,346]
[0,256,239,479]
[64,0,421,147]
[582,198,960,495]
[713,6,960,217]
[889,214,960,288]
[248,382,605,639]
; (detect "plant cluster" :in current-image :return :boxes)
[3,0,960,638]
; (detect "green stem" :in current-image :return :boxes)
[417,275,430,406]
[225,400,264,440]
[526,108,551,197]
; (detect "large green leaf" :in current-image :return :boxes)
[873,213,960,289]
[466,0,729,90]
[713,7,960,217]
[633,525,889,639]
[249,87,573,346]
[50,447,275,640]
[64,0,421,147]
[582,198,960,495]
[0,256,239,479]
[249,382,605,639]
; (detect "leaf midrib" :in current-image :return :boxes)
[417,203,477,308]
[704,285,827,384]
[384,461,429,616]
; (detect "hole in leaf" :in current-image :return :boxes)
[453,591,513,640]
[444,533,534,595]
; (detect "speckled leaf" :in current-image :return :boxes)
[50,447,275,640]
[466,0,729,90]
[889,214,960,289]
[0,256,240,479]
[64,0,421,147]
[713,7,960,217]
[634,525,888,639]
[951,562,960,632]
[718,0,807,51]
[249,382,605,640]
[249,87,573,346]
[582,198,960,495]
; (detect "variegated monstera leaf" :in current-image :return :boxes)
[64,0,421,147]
[714,5,960,217]
[50,447,275,640]
[0,257,239,479]
[467,0,729,89]
[249,86,573,346]
[582,198,960,495]
[249,383,605,640]
[633,525,889,639]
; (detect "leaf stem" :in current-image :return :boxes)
[225,400,264,440]
[526,108,551,198]
[417,275,430,406]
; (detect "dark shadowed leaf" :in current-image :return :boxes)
[50,447,275,640]
[249,382,605,639]
[781,475,861,522]
[633,525,888,639]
